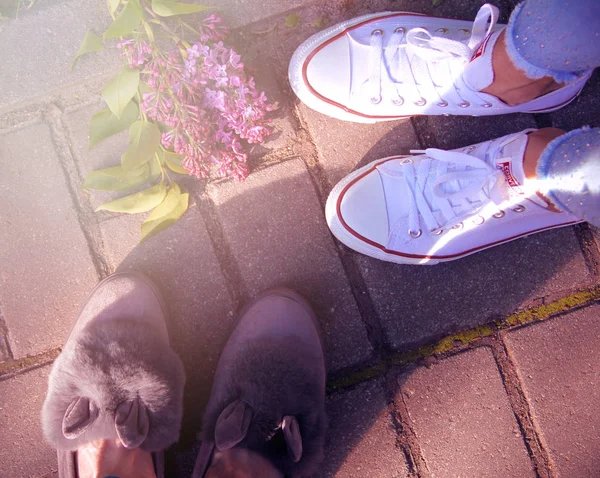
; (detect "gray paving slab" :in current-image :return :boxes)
[0,122,99,358]
[397,347,535,478]
[203,0,315,29]
[207,159,373,371]
[100,205,234,442]
[299,106,419,187]
[360,227,591,351]
[415,113,538,151]
[504,304,600,477]
[320,379,409,478]
[0,0,118,110]
[550,70,600,131]
[0,366,57,477]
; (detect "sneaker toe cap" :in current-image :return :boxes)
[338,170,389,246]
[305,36,351,106]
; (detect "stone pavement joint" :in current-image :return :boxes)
[386,374,427,478]
[385,373,426,477]
[489,338,552,478]
[44,103,112,280]
[573,223,600,277]
[0,347,60,382]
[0,309,13,361]
[292,107,387,353]
[196,191,250,310]
[327,286,600,394]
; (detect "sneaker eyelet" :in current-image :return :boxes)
[482,102,493,108]
[472,215,485,225]
[436,28,449,34]
[409,228,422,238]
[459,101,471,108]
[370,95,382,104]
[372,29,384,37]
[392,97,404,106]
[414,97,427,106]
[437,100,448,107]
[394,27,405,34]
[452,222,464,230]
[512,205,526,213]
[493,210,505,218]
[430,228,444,236]
[460,28,470,34]
[400,158,413,165]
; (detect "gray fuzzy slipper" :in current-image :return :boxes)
[192,288,327,478]
[41,272,185,478]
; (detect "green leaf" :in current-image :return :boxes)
[151,0,209,17]
[284,13,299,28]
[103,0,143,39]
[89,101,139,149]
[141,183,189,242]
[82,164,149,191]
[109,0,122,14]
[161,150,188,175]
[101,67,140,118]
[72,31,103,70]
[96,182,167,213]
[121,120,161,171]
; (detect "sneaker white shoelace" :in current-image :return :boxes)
[393,134,532,237]
[367,4,499,108]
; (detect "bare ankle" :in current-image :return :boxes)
[523,128,566,212]
[482,31,562,106]
[77,439,157,478]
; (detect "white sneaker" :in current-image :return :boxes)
[289,4,592,123]
[325,130,582,265]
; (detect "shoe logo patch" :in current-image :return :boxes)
[497,161,524,194]
[470,34,491,63]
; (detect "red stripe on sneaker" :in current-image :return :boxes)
[335,158,579,260]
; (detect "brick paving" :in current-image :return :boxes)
[1,0,599,477]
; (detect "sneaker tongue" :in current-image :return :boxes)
[494,133,527,192]
[462,29,503,92]
[494,132,550,208]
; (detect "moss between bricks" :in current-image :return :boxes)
[3,288,600,389]
[0,347,60,380]
[327,286,600,393]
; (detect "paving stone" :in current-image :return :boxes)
[505,304,600,477]
[415,113,538,151]
[203,0,314,28]
[360,226,591,351]
[0,123,98,358]
[299,105,419,187]
[321,379,408,478]
[208,159,373,371]
[0,0,118,110]
[398,347,535,478]
[0,366,57,477]
[550,70,600,131]
[100,205,234,442]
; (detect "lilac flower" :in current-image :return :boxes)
[136,15,274,180]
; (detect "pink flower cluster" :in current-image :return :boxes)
[117,39,152,68]
[132,15,275,180]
